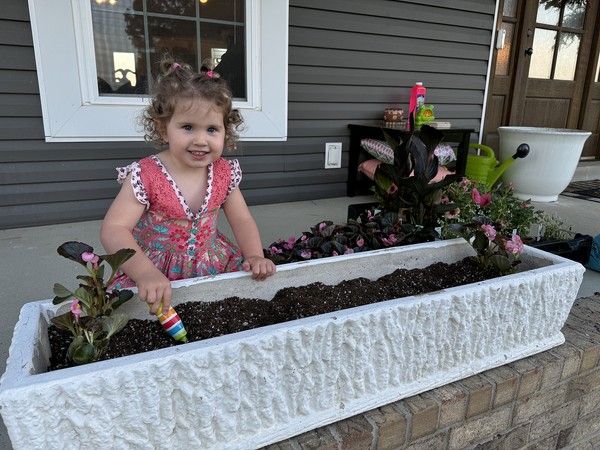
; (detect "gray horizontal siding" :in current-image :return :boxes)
[0,0,495,229]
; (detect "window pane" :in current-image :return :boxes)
[200,0,238,21]
[536,2,560,26]
[147,0,195,17]
[529,28,556,79]
[503,0,517,18]
[562,2,586,29]
[93,10,148,95]
[91,0,247,100]
[148,17,198,75]
[554,33,581,80]
[91,0,140,13]
[202,23,246,99]
[495,22,514,76]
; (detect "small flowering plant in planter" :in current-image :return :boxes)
[263,212,437,265]
[450,217,524,275]
[437,178,542,240]
[50,242,136,365]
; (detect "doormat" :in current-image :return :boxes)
[561,179,600,203]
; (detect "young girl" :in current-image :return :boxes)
[100,57,276,316]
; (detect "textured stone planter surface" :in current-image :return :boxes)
[0,239,585,450]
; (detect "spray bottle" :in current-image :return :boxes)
[408,82,426,130]
[151,301,189,343]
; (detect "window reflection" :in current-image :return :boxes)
[555,33,581,80]
[562,2,586,29]
[536,1,560,26]
[529,29,556,79]
[91,0,246,99]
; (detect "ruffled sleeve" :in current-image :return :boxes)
[224,159,242,202]
[116,162,150,209]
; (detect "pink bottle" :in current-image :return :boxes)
[408,82,426,130]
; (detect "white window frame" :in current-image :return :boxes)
[28,0,288,142]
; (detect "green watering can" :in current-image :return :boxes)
[465,143,530,185]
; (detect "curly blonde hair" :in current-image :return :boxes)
[141,55,244,152]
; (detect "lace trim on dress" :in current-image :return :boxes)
[116,162,149,209]
[150,155,213,221]
[225,159,242,202]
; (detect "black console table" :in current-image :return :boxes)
[347,124,474,197]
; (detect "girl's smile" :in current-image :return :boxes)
[159,101,226,171]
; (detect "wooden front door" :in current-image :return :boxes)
[484,0,600,159]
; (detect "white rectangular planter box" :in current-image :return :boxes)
[0,239,585,450]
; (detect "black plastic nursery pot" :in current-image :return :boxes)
[527,234,593,265]
[347,202,379,222]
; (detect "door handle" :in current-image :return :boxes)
[525,47,534,56]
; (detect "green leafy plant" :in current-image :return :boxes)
[437,178,543,240]
[371,112,461,229]
[535,212,574,241]
[51,242,135,365]
[263,212,439,265]
[450,217,524,275]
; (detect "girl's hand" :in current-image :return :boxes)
[135,269,173,315]
[242,256,276,281]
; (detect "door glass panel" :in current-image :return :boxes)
[503,0,517,18]
[554,33,581,80]
[529,29,556,79]
[495,22,514,76]
[536,2,560,26]
[562,2,586,29]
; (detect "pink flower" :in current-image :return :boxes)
[481,224,496,241]
[389,184,398,194]
[82,252,100,269]
[332,251,339,256]
[71,299,83,317]
[82,252,99,263]
[301,251,311,259]
[283,237,295,249]
[300,235,308,242]
[445,207,460,219]
[441,195,450,204]
[472,188,491,207]
[367,210,373,220]
[500,220,506,228]
[509,182,515,191]
[382,234,398,247]
[268,246,282,255]
[521,203,527,209]
[357,238,364,247]
[504,235,524,256]
[344,248,354,255]
[319,222,326,232]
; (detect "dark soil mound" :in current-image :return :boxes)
[48,257,499,371]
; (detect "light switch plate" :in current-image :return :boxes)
[325,142,342,169]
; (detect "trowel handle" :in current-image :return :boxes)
[513,144,530,159]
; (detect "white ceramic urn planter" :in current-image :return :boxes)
[498,126,591,202]
[0,239,585,450]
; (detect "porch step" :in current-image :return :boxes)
[572,159,600,182]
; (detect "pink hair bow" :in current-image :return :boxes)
[207,71,213,78]
[173,63,180,68]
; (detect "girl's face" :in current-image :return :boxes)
[159,100,226,171]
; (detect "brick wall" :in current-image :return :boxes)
[261,294,600,450]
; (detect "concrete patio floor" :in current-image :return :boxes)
[0,192,599,449]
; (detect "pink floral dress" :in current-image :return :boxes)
[108,156,244,290]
